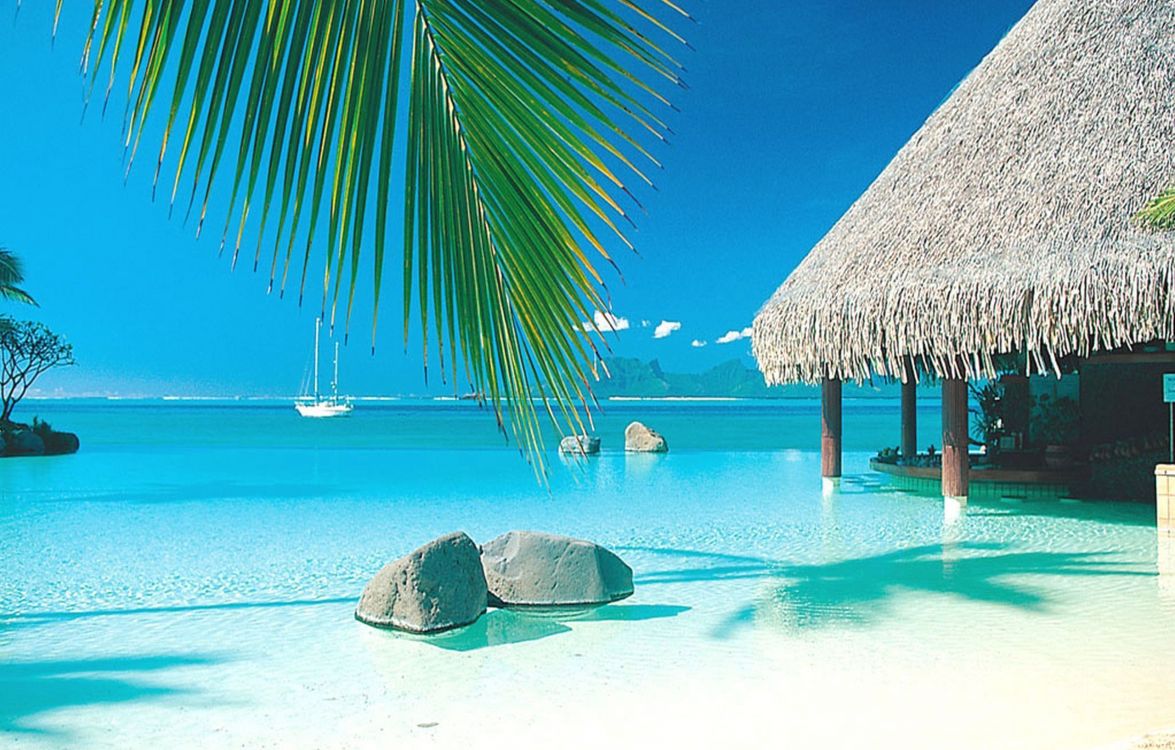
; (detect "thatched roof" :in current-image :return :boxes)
[752,0,1175,384]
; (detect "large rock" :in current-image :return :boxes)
[624,421,668,453]
[355,531,488,633]
[43,431,80,456]
[558,435,601,455]
[480,531,634,607]
[7,430,44,456]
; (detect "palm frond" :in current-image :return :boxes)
[1136,185,1175,230]
[69,0,689,475]
[0,249,36,305]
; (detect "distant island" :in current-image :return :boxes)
[588,358,908,399]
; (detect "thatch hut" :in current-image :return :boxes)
[751,0,1175,500]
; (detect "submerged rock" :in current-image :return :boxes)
[355,531,488,633]
[624,421,668,453]
[7,430,44,456]
[43,431,80,456]
[480,530,634,607]
[558,435,601,455]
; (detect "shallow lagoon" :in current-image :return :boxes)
[1,401,1172,749]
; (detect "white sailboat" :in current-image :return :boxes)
[295,318,354,418]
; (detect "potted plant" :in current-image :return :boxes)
[970,382,1008,457]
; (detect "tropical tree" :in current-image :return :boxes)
[0,249,35,305]
[0,320,75,423]
[54,1,689,473]
[1137,187,1175,230]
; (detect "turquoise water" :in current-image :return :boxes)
[2,400,1173,749]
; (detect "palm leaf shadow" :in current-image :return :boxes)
[620,543,1149,636]
[0,653,226,736]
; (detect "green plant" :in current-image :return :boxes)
[1033,394,1080,446]
[969,382,1005,447]
[1136,186,1175,230]
[969,380,1030,451]
[0,249,35,306]
[57,1,689,475]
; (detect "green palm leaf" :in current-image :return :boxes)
[0,249,36,306]
[67,0,689,475]
[1137,186,1175,230]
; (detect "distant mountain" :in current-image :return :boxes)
[588,358,909,399]
[588,358,791,398]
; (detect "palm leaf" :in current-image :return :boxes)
[67,0,689,476]
[1136,185,1175,230]
[0,249,36,306]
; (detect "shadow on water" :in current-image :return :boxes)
[2,597,356,631]
[0,654,224,736]
[620,542,1150,635]
[393,603,690,652]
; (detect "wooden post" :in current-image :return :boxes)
[901,363,917,458]
[821,378,842,478]
[942,377,969,499]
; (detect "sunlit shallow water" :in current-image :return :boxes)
[1,401,1172,749]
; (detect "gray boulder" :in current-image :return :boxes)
[624,421,668,453]
[355,531,488,633]
[480,531,634,607]
[558,435,601,455]
[7,430,44,456]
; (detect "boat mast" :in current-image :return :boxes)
[332,342,340,400]
[313,317,321,401]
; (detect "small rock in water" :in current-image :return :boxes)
[558,435,601,455]
[624,421,668,453]
[355,531,487,633]
[480,530,634,607]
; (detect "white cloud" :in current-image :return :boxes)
[691,339,707,348]
[653,320,682,339]
[582,310,630,333]
[716,326,753,345]
[640,320,652,328]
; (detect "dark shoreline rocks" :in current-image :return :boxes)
[0,422,80,458]
[43,431,80,456]
[480,531,634,607]
[6,430,45,456]
[355,531,488,634]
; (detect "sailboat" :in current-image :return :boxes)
[295,318,354,418]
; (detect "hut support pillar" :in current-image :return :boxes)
[941,377,969,503]
[821,378,842,487]
[901,363,917,458]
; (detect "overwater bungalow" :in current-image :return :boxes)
[751,0,1174,504]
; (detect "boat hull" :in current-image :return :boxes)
[295,402,354,418]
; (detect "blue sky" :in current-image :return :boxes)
[0,1,1033,397]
